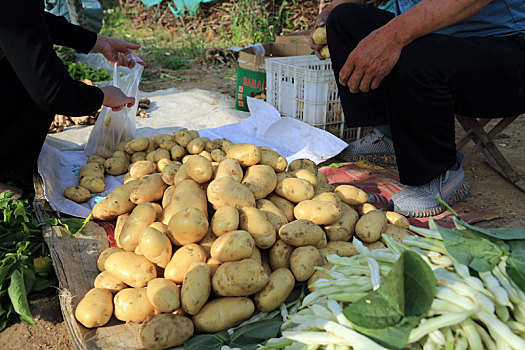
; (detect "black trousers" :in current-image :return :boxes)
[327,4,525,185]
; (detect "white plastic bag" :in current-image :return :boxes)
[84,62,144,158]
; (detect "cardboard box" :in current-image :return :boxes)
[276,31,311,46]
[235,42,312,111]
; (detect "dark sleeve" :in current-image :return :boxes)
[0,1,104,117]
[43,12,97,54]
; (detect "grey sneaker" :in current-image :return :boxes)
[389,152,470,218]
[337,128,396,165]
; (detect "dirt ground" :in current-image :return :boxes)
[1,63,524,349]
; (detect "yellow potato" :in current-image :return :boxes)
[212,259,268,296]
[290,246,321,281]
[139,314,194,350]
[241,165,277,200]
[221,139,234,153]
[64,185,91,203]
[293,169,318,188]
[199,150,213,162]
[324,202,359,242]
[79,176,105,194]
[104,251,157,288]
[94,271,127,294]
[357,203,378,215]
[326,241,359,257]
[113,150,131,161]
[248,247,262,265]
[149,222,168,234]
[131,151,147,163]
[151,148,171,163]
[256,199,288,231]
[104,157,129,176]
[79,162,104,175]
[335,184,369,206]
[114,288,155,323]
[316,232,328,248]
[313,26,327,45]
[75,288,113,328]
[254,268,295,312]
[211,230,255,262]
[319,247,337,265]
[269,239,294,270]
[137,227,172,268]
[172,163,191,186]
[355,210,387,243]
[164,244,206,284]
[158,139,178,152]
[97,247,124,272]
[211,148,226,162]
[173,128,193,147]
[312,191,340,204]
[161,163,181,186]
[181,263,211,315]
[279,219,325,247]
[186,138,205,154]
[320,45,330,59]
[308,263,334,292]
[382,223,411,243]
[288,158,317,174]
[130,174,168,204]
[385,211,410,229]
[93,180,140,220]
[87,155,106,165]
[214,158,243,182]
[207,177,255,210]
[207,257,221,277]
[146,278,180,313]
[267,194,295,222]
[162,179,208,224]
[239,207,276,249]
[314,182,333,195]
[78,169,104,183]
[293,200,342,225]
[275,178,314,203]
[226,143,261,167]
[167,208,209,246]
[198,228,216,258]
[185,155,213,184]
[157,158,172,172]
[126,137,150,152]
[364,241,386,250]
[118,202,157,251]
[276,171,294,183]
[170,144,186,161]
[114,214,129,248]
[211,206,239,236]
[259,147,287,172]
[192,297,254,333]
[317,172,328,184]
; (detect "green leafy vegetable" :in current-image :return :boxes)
[343,250,436,349]
[7,269,33,325]
[48,212,92,235]
[184,331,228,350]
[230,318,282,349]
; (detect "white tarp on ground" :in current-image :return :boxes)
[38,89,347,218]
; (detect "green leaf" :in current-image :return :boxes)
[49,212,92,235]
[507,241,525,293]
[30,276,57,293]
[343,250,435,350]
[230,318,282,348]
[7,269,34,325]
[184,331,229,350]
[22,266,35,295]
[0,257,16,286]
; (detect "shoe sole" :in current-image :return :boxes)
[337,153,397,166]
[395,181,471,218]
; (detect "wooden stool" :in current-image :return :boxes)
[456,114,525,192]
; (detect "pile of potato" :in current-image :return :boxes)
[73,129,411,349]
[313,26,330,59]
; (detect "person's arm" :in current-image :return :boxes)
[43,12,97,53]
[339,0,493,92]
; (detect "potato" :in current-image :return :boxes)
[267,194,295,222]
[164,244,206,284]
[326,241,358,257]
[79,176,105,193]
[104,251,157,287]
[64,185,91,203]
[211,230,255,262]
[97,247,124,272]
[254,268,295,312]
[146,278,180,313]
[226,143,261,167]
[75,288,113,328]
[269,240,293,270]
[279,220,325,247]
[290,246,321,281]
[318,247,337,265]
[181,263,211,315]
[94,271,127,294]
[214,158,243,182]
[162,179,208,224]
[162,186,176,209]
[87,155,106,165]
[131,152,147,163]
[192,297,254,332]
[186,138,205,154]
[276,171,294,183]
[275,178,314,203]
[185,155,213,184]
[126,137,150,152]
[153,134,172,147]
[114,214,129,248]
[293,169,318,187]
[93,180,140,221]
[288,158,317,174]
[239,207,276,249]
[199,150,212,162]
[157,158,172,172]
[221,139,234,153]
[198,228,216,258]
[293,200,342,225]
[357,203,378,215]
[207,177,255,210]
[259,147,287,172]
[364,241,386,250]
[129,174,167,205]
[207,258,221,276]
[316,232,328,248]
[307,264,334,291]
[211,149,226,162]
[256,199,288,231]
[317,172,328,184]
[241,165,277,200]
[149,221,168,234]
[170,144,186,161]
[78,169,104,182]
[355,210,387,243]
[137,227,172,268]
[248,247,262,265]
[312,192,340,204]
[211,206,239,236]
[312,26,327,45]
[385,211,410,229]
[104,157,129,176]
[315,182,333,195]
[118,202,157,251]
[151,149,170,163]
[212,259,268,296]
[113,150,131,161]
[172,163,191,186]
[324,202,359,241]
[167,208,208,246]
[382,223,411,243]
[161,163,181,186]
[173,129,193,147]
[335,185,368,206]
[320,45,330,59]
[79,163,104,175]
[139,314,194,350]
[158,139,177,151]
[114,288,155,323]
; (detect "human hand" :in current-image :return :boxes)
[100,86,135,111]
[339,27,403,93]
[310,7,331,59]
[93,34,146,68]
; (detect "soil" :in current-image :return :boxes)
[2,66,524,349]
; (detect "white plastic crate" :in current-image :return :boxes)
[265,55,371,142]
